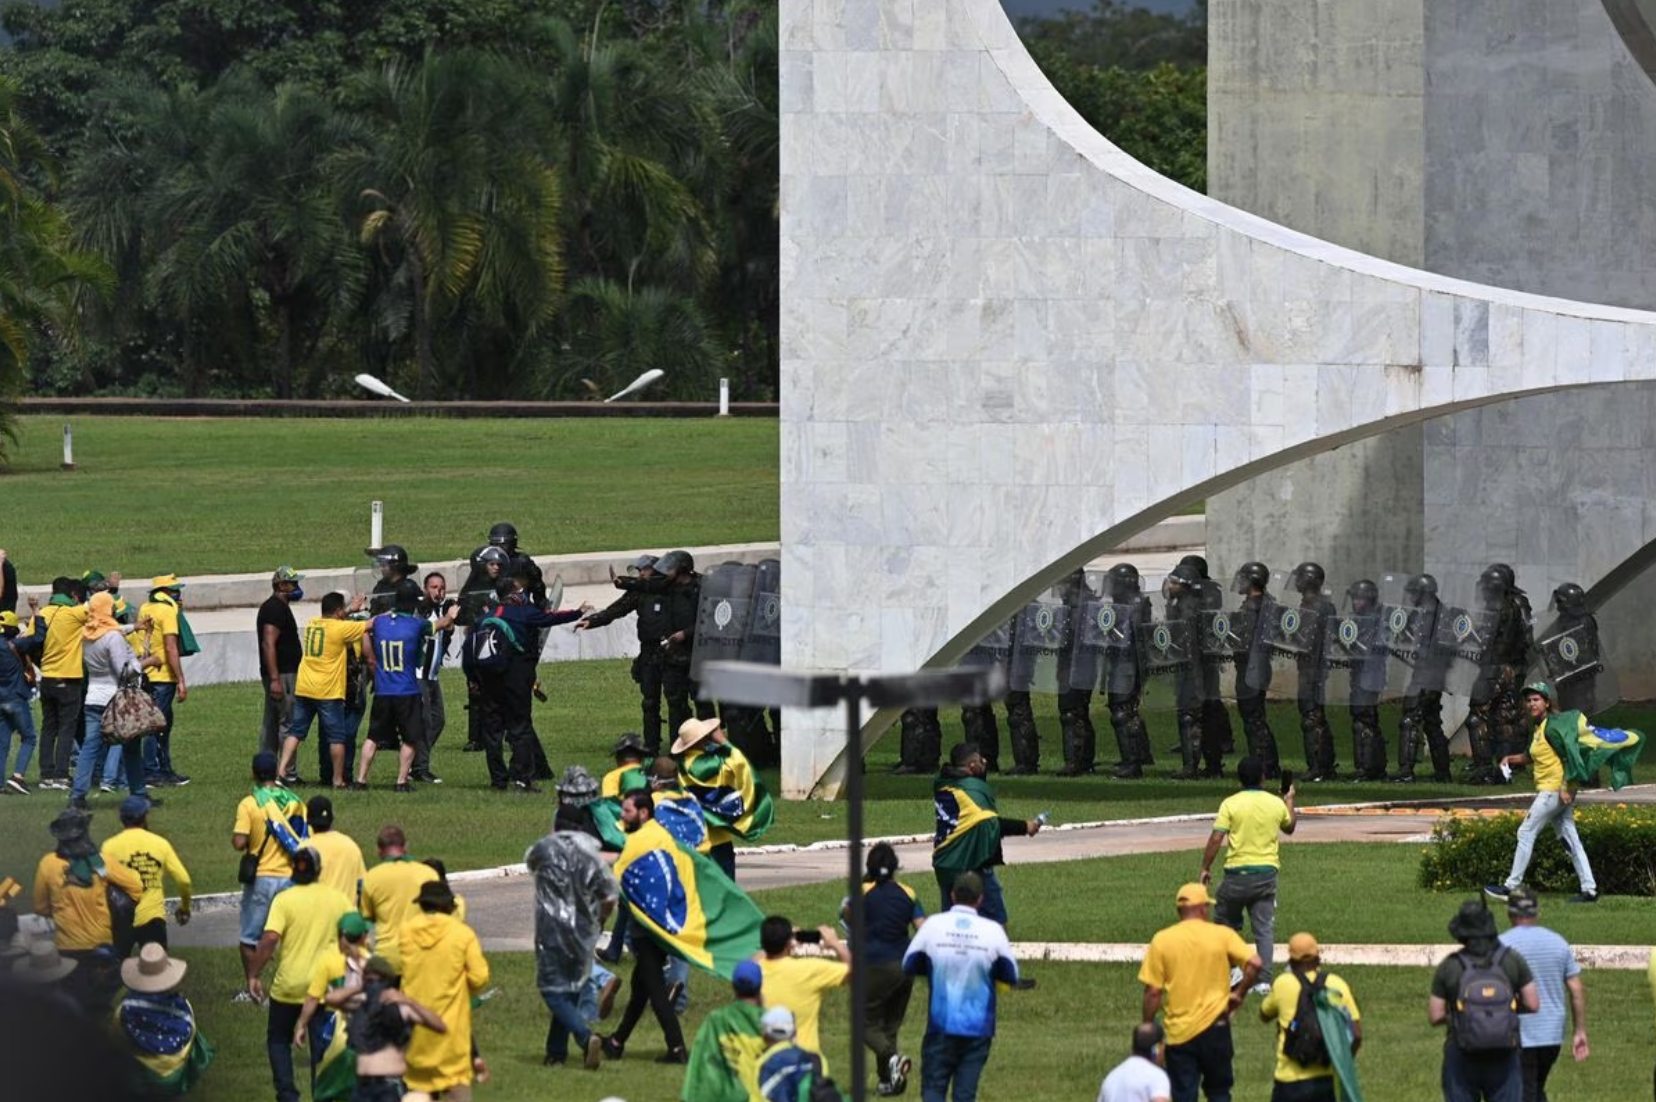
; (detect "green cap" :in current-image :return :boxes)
[338,911,371,940]
[1523,681,1553,700]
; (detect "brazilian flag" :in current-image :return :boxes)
[614,817,762,979]
[932,773,1002,872]
[1546,711,1644,790]
[683,743,775,841]
[311,1011,355,1102]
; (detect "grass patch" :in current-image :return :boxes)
[171,949,1648,1102]
[0,415,779,577]
[4,672,1650,896]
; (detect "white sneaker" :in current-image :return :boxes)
[1251,981,1273,996]
[6,774,28,795]
[889,1053,912,1093]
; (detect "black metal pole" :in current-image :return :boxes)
[844,688,868,1102]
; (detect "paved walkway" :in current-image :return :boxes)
[171,786,1656,953]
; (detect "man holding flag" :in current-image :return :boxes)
[931,742,1043,927]
[602,789,763,1065]
[1486,681,1643,905]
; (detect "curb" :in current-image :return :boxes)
[1012,942,1656,970]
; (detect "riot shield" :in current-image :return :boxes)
[1139,616,1197,707]
[1071,596,1143,695]
[738,558,781,666]
[352,565,380,611]
[1008,593,1073,694]
[1381,599,1448,693]
[1438,604,1497,698]
[691,562,758,679]
[1537,619,1618,714]
[1248,597,1328,692]
[1326,609,1388,704]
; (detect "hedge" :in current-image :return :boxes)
[1418,805,1656,897]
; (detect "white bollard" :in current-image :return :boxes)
[61,424,75,470]
[718,377,730,417]
[370,501,384,551]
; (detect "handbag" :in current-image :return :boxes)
[102,683,167,743]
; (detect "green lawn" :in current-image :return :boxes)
[172,949,1651,1102]
[0,415,779,577]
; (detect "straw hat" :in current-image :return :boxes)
[671,716,722,755]
[121,942,188,994]
[13,942,76,983]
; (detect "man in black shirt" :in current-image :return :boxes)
[576,555,669,753]
[257,566,305,767]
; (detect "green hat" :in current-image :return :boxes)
[1523,681,1553,700]
[338,911,371,940]
[273,565,305,584]
[363,955,400,981]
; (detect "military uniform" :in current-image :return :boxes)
[1392,574,1451,783]
[1465,565,1532,783]
[584,568,672,753]
[1289,563,1338,781]
[1164,566,1216,780]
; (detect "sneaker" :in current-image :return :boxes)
[1568,891,1600,904]
[166,773,191,787]
[98,782,116,794]
[542,1056,565,1068]
[654,1047,688,1065]
[1013,977,1037,991]
[583,1032,604,1070]
[597,974,621,1020]
[393,782,414,794]
[1483,884,1512,901]
[889,1054,912,1093]
[512,780,543,795]
[1250,981,1272,996]
[230,989,259,1004]
[6,774,28,795]
[40,778,66,791]
[599,1034,624,1060]
[68,797,89,810]
[415,772,443,785]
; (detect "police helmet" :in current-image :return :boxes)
[369,544,411,571]
[1168,562,1202,589]
[655,550,695,577]
[1290,562,1325,595]
[488,522,519,552]
[1232,561,1270,594]
[1177,555,1210,580]
[1404,573,1438,603]
[1483,563,1517,592]
[1106,563,1141,599]
[1346,579,1379,608]
[476,546,510,568]
[1551,582,1588,616]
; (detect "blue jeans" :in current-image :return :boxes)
[1505,791,1596,895]
[1167,1018,1234,1102]
[920,1029,992,1102]
[0,698,37,777]
[936,868,1008,928]
[144,682,177,779]
[541,987,592,1061]
[71,704,146,802]
[580,963,617,1021]
[1442,1044,1521,1102]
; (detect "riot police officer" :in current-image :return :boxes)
[1465,563,1533,783]
[1165,561,1216,779]
[577,555,672,753]
[894,708,944,775]
[655,550,715,736]
[1290,562,1337,781]
[1179,555,1236,757]
[1232,561,1279,777]
[1548,583,1602,714]
[1391,573,1451,783]
[1342,579,1388,780]
[487,521,547,606]
[1056,569,1100,776]
[1099,564,1153,779]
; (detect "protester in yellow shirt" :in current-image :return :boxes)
[1140,883,1262,1101]
[302,796,366,908]
[1260,933,1363,1092]
[1200,756,1297,992]
[602,733,650,797]
[401,879,490,1099]
[360,824,438,967]
[246,848,352,1102]
[278,592,369,787]
[33,807,143,1010]
[758,915,852,1068]
[135,574,192,787]
[101,796,192,950]
[293,911,372,1051]
[30,577,92,788]
[233,752,308,991]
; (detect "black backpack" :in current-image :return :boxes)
[1281,970,1331,1067]
[1452,947,1520,1052]
[464,609,522,671]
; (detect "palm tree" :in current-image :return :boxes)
[341,49,565,399]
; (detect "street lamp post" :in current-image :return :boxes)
[698,660,1006,1102]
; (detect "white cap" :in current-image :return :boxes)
[761,1005,797,1041]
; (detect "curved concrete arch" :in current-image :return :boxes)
[778,0,1656,797]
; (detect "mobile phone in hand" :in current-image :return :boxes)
[794,929,822,945]
[1279,769,1294,795]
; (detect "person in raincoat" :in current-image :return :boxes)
[526,801,619,1070]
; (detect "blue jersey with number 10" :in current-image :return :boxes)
[370,613,430,697]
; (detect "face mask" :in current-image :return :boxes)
[288,586,305,603]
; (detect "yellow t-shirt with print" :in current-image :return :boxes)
[1213,788,1293,871]
[1261,968,1360,1082]
[101,827,192,927]
[1139,919,1253,1045]
[296,617,369,701]
[265,882,353,1004]
[136,599,182,682]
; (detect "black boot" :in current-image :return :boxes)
[1170,710,1204,780]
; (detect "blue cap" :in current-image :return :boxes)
[119,795,151,824]
[732,959,763,996]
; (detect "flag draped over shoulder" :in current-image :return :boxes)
[311,1010,356,1102]
[1546,711,1644,790]
[680,999,766,1102]
[1315,994,1364,1102]
[116,994,215,1096]
[932,773,1001,872]
[615,817,762,979]
[682,743,775,841]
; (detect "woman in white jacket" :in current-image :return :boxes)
[68,592,157,808]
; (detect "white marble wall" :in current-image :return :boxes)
[779,0,1656,798]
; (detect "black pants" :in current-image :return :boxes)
[1166,1018,1233,1102]
[1270,1078,1335,1102]
[38,677,84,781]
[131,917,168,952]
[611,933,684,1052]
[864,961,915,1080]
[478,664,537,786]
[1520,1045,1560,1102]
[633,653,665,753]
[266,998,305,1102]
[662,662,713,741]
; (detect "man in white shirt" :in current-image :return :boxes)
[1099,1023,1172,1102]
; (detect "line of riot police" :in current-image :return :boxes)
[895,558,1611,785]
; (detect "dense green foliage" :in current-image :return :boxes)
[1419,804,1656,896]
[0,0,777,402]
[1016,0,1208,192]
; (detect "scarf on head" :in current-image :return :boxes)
[52,813,100,887]
[84,592,123,643]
